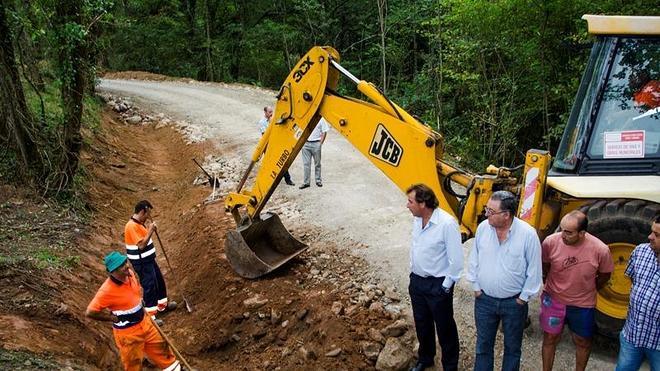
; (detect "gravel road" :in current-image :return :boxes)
[98,78,629,370]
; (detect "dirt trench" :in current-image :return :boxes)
[1,108,403,370]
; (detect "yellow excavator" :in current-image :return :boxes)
[224,15,659,335]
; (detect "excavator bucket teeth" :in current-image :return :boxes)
[225,212,308,279]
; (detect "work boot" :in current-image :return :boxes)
[162,301,177,313]
[285,179,295,186]
[299,184,310,189]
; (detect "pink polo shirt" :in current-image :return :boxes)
[542,232,614,308]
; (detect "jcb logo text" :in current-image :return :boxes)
[293,57,314,83]
[370,124,402,166]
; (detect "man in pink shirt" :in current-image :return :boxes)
[540,210,613,371]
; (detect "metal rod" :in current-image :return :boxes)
[236,160,255,193]
[330,59,360,85]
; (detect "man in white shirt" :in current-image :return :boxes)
[258,106,294,186]
[406,184,463,371]
[466,190,542,371]
[299,117,330,189]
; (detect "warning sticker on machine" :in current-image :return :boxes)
[603,130,645,158]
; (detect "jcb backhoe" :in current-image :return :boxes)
[224,15,659,335]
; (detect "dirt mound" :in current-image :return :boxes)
[102,71,183,81]
[1,104,412,369]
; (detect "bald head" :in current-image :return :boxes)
[560,211,588,245]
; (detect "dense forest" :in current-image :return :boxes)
[0,0,653,195]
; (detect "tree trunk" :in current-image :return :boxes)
[0,2,41,179]
[18,0,45,92]
[56,0,86,189]
[376,0,387,93]
[204,0,214,81]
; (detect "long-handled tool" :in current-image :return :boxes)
[153,229,194,313]
[150,315,194,370]
[192,158,221,188]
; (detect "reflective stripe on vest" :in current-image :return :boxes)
[126,239,156,261]
[111,303,144,329]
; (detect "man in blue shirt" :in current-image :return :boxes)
[466,190,542,371]
[616,214,660,371]
[406,184,464,371]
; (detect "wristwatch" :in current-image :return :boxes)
[442,285,451,294]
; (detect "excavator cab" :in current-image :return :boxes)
[553,35,659,175]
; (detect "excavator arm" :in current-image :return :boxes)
[224,46,520,278]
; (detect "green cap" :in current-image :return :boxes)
[104,251,127,272]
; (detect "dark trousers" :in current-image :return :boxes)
[131,260,167,312]
[474,293,528,371]
[283,170,292,183]
[409,273,459,371]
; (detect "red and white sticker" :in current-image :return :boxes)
[604,130,645,159]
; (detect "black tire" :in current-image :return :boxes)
[580,199,660,337]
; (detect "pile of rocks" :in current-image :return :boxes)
[100,94,205,144]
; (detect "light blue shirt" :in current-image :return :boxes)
[466,217,542,301]
[410,208,464,289]
[258,117,269,135]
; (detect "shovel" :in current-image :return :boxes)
[192,158,221,188]
[153,229,194,313]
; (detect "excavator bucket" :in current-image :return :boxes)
[225,212,308,279]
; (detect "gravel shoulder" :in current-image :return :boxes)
[98,78,624,370]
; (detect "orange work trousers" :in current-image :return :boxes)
[112,317,179,371]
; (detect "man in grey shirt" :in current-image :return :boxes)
[466,191,542,371]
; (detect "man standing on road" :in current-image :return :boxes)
[406,184,463,371]
[540,211,613,371]
[259,106,294,186]
[299,117,330,189]
[615,215,660,371]
[466,190,542,371]
[86,251,181,371]
[125,200,176,325]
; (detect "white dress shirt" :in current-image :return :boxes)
[410,208,464,289]
[466,217,542,301]
[307,118,330,141]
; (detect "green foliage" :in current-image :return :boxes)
[34,248,80,270]
[97,0,651,170]
[0,348,66,370]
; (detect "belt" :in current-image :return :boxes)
[306,140,320,143]
[482,292,521,300]
[410,272,445,280]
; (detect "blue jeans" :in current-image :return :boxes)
[474,293,528,371]
[615,332,660,371]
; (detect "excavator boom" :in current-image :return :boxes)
[224,46,511,278]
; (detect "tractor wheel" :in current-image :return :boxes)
[580,199,660,337]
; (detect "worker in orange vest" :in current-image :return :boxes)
[86,251,180,371]
[125,200,176,325]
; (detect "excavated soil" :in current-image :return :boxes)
[0,108,404,370]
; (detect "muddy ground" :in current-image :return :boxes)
[1,104,412,370]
